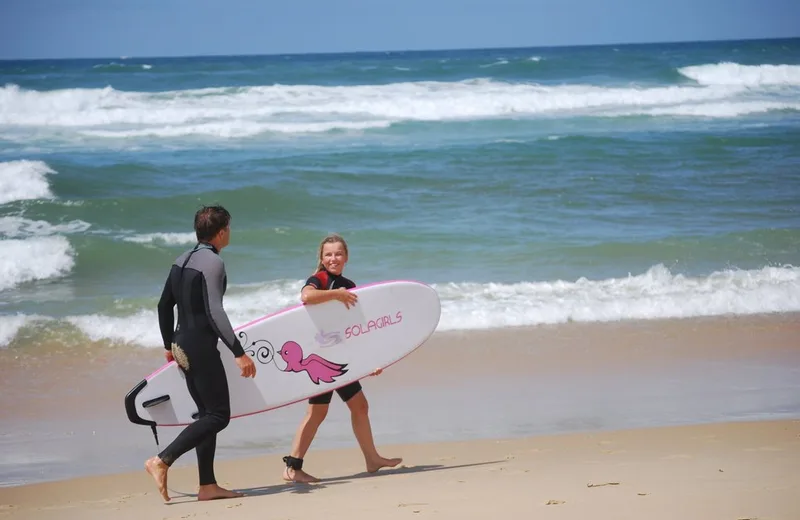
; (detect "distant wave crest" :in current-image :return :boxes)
[1,72,798,141]
[678,62,800,86]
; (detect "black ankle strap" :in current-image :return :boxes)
[283,455,303,470]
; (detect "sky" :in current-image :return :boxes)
[1,0,799,60]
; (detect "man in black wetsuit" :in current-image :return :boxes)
[145,205,256,502]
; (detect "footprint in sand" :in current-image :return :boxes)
[587,481,620,488]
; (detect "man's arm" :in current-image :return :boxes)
[157,273,176,350]
[201,257,245,358]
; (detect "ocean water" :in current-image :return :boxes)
[1,38,800,350]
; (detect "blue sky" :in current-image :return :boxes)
[1,0,798,59]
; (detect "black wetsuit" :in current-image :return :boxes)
[155,242,245,486]
[305,269,362,405]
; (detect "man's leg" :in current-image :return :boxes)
[188,355,241,500]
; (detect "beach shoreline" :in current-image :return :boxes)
[1,311,799,490]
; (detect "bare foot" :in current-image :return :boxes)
[366,456,403,473]
[197,483,243,501]
[282,467,320,483]
[144,457,170,502]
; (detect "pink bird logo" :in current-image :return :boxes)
[277,341,348,385]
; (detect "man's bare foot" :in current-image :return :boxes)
[366,456,403,473]
[197,484,243,501]
[282,467,320,483]
[144,457,170,502]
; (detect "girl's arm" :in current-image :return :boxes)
[301,285,358,308]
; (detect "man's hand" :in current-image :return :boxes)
[236,355,257,378]
[371,367,383,377]
[165,350,174,363]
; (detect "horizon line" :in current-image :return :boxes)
[2,34,798,62]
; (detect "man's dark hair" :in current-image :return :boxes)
[194,205,231,242]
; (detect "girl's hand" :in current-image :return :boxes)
[335,288,358,309]
[371,368,383,376]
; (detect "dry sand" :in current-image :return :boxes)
[1,419,798,520]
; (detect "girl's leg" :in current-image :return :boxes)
[283,402,329,483]
[345,391,402,472]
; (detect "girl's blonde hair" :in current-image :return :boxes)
[314,233,349,274]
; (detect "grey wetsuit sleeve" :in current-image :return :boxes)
[157,273,176,350]
[201,255,246,358]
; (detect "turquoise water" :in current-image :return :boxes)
[1,38,799,348]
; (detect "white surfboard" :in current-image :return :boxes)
[125,280,441,428]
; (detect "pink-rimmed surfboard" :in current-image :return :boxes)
[124,280,441,429]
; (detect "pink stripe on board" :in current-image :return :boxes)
[142,279,430,381]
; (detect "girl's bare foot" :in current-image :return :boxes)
[282,466,320,483]
[366,456,402,473]
[144,457,170,502]
[197,483,243,501]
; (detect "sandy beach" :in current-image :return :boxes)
[1,313,799,518]
[1,419,798,520]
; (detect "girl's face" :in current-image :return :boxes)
[321,241,348,275]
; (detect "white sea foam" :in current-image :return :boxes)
[5,264,797,348]
[0,236,75,292]
[678,62,800,87]
[637,101,800,118]
[0,216,90,238]
[60,280,303,348]
[0,314,33,347]
[66,310,164,347]
[82,120,393,139]
[433,264,800,331]
[2,73,796,141]
[480,60,509,68]
[123,231,197,246]
[0,160,56,205]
